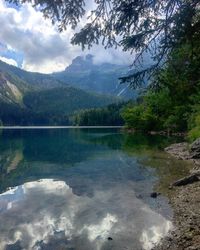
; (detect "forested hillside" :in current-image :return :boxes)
[24,87,117,115]
[0,60,120,126]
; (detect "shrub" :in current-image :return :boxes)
[188,114,200,141]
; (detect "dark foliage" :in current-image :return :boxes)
[122,37,200,135]
[71,102,126,126]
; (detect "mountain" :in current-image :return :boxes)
[0,60,64,89]
[0,55,136,99]
[52,54,136,99]
[0,60,119,126]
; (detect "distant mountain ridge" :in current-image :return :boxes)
[0,60,64,89]
[52,54,136,99]
[0,59,120,125]
[65,54,123,72]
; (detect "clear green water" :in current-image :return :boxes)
[0,128,192,250]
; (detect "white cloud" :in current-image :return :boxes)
[0,56,18,66]
[0,1,77,73]
[0,0,132,73]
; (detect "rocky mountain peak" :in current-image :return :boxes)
[65,54,94,72]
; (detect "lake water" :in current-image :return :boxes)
[0,128,192,250]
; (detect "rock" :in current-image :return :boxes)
[165,143,190,160]
[165,138,200,161]
[107,237,113,241]
[171,173,200,187]
[190,138,200,151]
[150,192,161,198]
[190,138,200,159]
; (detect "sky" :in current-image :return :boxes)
[0,0,132,73]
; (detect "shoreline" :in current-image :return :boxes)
[0,126,123,129]
[154,142,200,250]
[123,127,187,137]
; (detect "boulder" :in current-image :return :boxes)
[190,138,200,159]
[171,172,200,187]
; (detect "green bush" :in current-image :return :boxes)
[121,103,159,132]
[188,114,200,141]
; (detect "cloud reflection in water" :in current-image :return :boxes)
[0,179,172,250]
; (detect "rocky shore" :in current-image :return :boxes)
[154,139,200,250]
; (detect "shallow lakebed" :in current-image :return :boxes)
[0,128,193,250]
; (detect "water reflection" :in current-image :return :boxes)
[0,129,192,250]
[0,179,172,250]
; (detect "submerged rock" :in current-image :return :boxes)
[107,237,113,241]
[150,192,161,198]
[136,194,143,199]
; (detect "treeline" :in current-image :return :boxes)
[71,102,126,126]
[0,101,127,126]
[0,102,70,126]
[122,36,200,141]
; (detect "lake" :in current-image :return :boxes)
[0,128,192,250]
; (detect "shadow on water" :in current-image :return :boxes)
[0,128,193,250]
